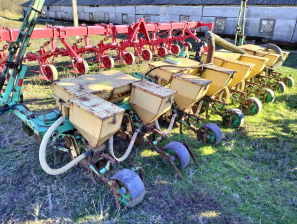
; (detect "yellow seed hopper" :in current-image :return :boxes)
[202,50,269,82]
[239,44,289,68]
[148,58,236,98]
[200,53,255,89]
[147,58,244,130]
[52,70,198,181]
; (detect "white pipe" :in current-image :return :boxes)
[155,114,177,135]
[109,129,140,162]
[39,116,87,176]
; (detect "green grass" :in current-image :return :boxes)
[0,18,297,223]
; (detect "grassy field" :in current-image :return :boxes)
[0,16,296,223]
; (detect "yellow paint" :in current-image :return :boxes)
[170,73,211,110]
[59,82,76,86]
[129,81,176,124]
[69,94,125,148]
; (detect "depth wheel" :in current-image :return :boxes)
[198,123,223,146]
[76,60,89,75]
[124,52,136,65]
[171,44,181,55]
[158,47,167,58]
[163,141,190,170]
[184,42,192,51]
[142,49,153,61]
[241,97,262,116]
[259,88,275,103]
[111,169,145,208]
[222,108,245,128]
[272,81,286,93]
[285,76,294,88]
[42,65,58,81]
[102,56,115,69]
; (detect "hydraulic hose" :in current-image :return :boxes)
[205,31,247,55]
[155,114,177,135]
[109,129,140,162]
[261,43,284,70]
[144,64,212,78]
[39,116,87,175]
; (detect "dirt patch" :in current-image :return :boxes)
[144,189,243,224]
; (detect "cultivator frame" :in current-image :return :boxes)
[0,19,214,80]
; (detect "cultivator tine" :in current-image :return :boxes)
[183,141,199,166]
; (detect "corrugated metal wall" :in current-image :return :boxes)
[22,5,297,43]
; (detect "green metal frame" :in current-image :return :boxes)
[0,0,76,143]
[235,0,248,46]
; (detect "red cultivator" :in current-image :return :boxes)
[0,19,213,81]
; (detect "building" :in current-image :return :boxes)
[21,0,297,44]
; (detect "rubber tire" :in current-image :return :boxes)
[222,108,245,128]
[184,42,192,51]
[198,123,223,146]
[44,65,58,81]
[171,44,181,55]
[102,56,115,69]
[142,49,153,61]
[163,141,190,170]
[111,169,145,208]
[241,97,262,116]
[158,47,168,58]
[259,88,275,103]
[76,60,89,75]
[286,76,295,88]
[124,52,136,65]
[274,81,286,93]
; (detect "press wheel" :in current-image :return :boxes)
[198,123,223,145]
[163,141,190,169]
[111,169,145,208]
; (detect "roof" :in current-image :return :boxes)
[21,0,297,6]
[22,0,63,6]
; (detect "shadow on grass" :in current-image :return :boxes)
[276,93,297,110]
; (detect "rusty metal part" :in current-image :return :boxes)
[87,159,121,209]
[179,111,212,146]
[137,163,144,183]
[145,137,183,180]
[206,38,215,64]
[64,136,72,148]
[183,141,199,166]
[64,135,80,159]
